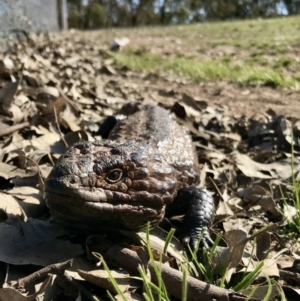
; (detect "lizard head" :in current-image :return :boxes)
[45,140,178,230]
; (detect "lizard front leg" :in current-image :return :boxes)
[166,186,215,249]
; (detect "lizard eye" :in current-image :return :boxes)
[106,169,123,183]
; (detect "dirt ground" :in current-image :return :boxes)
[98,65,300,118]
[77,18,300,118]
[170,82,300,118]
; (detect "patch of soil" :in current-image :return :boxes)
[175,82,299,117]
[80,25,300,116]
[103,67,300,118]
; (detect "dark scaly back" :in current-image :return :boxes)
[109,103,199,186]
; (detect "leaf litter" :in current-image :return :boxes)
[0,32,299,300]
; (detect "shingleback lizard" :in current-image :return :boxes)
[45,102,215,248]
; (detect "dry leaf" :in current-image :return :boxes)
[77,269,130,293]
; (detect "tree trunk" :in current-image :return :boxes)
[160,0,168,24]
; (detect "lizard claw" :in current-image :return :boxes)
[182,227,214,250]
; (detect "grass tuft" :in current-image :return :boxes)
[85,16,300,89]
[113,47,298,88]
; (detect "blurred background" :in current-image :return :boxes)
[0,0,67,34]
[0,0,299,34]
[66,0,298,29]
[0,0,299,108]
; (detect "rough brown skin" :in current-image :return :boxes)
[45,103,214,247]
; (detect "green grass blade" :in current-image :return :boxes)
[263,277,272,301]
[182,265,188,301]
[163,228,175,254]
[138,265,155,301]
[101,256,127,301]
[107,290,116,301]
[233,261,264,291]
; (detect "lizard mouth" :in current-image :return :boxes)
[45,177,109,204]
[45,177,165,230]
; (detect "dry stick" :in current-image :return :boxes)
[19,62,25,85]
[106,244,144,275]
[20,155,47,190]
[148,261,257,301]
[0,121,30,137]
[53,106,68,148]
[15,259,73,288]
[279,269,300,284]
[56,85,81,113]
[208,176,225,203]
[104,243,260,301]
[149,260,230,301]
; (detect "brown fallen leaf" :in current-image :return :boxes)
[242,258,280,278]
[77,269,130,294]
[0,219,84,266]
[0,80,19,108]
[0,192,24,219]
[237,184,280,217]
[239,284,282,300]
[7,186,46,219]
[256,231,271,261]
[232,151,299,180]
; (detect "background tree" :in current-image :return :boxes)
[283,0,300,14]
[67,0,299,29]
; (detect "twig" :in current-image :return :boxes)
[149,261,256,301]
[14,259,73,288]
[101,243,260,301]
[57,85,81,113]
[53,106,68,148]
[208,176,225,203]
[279,269,300,284]
[19,154,49,190]
[0,121,30,137]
